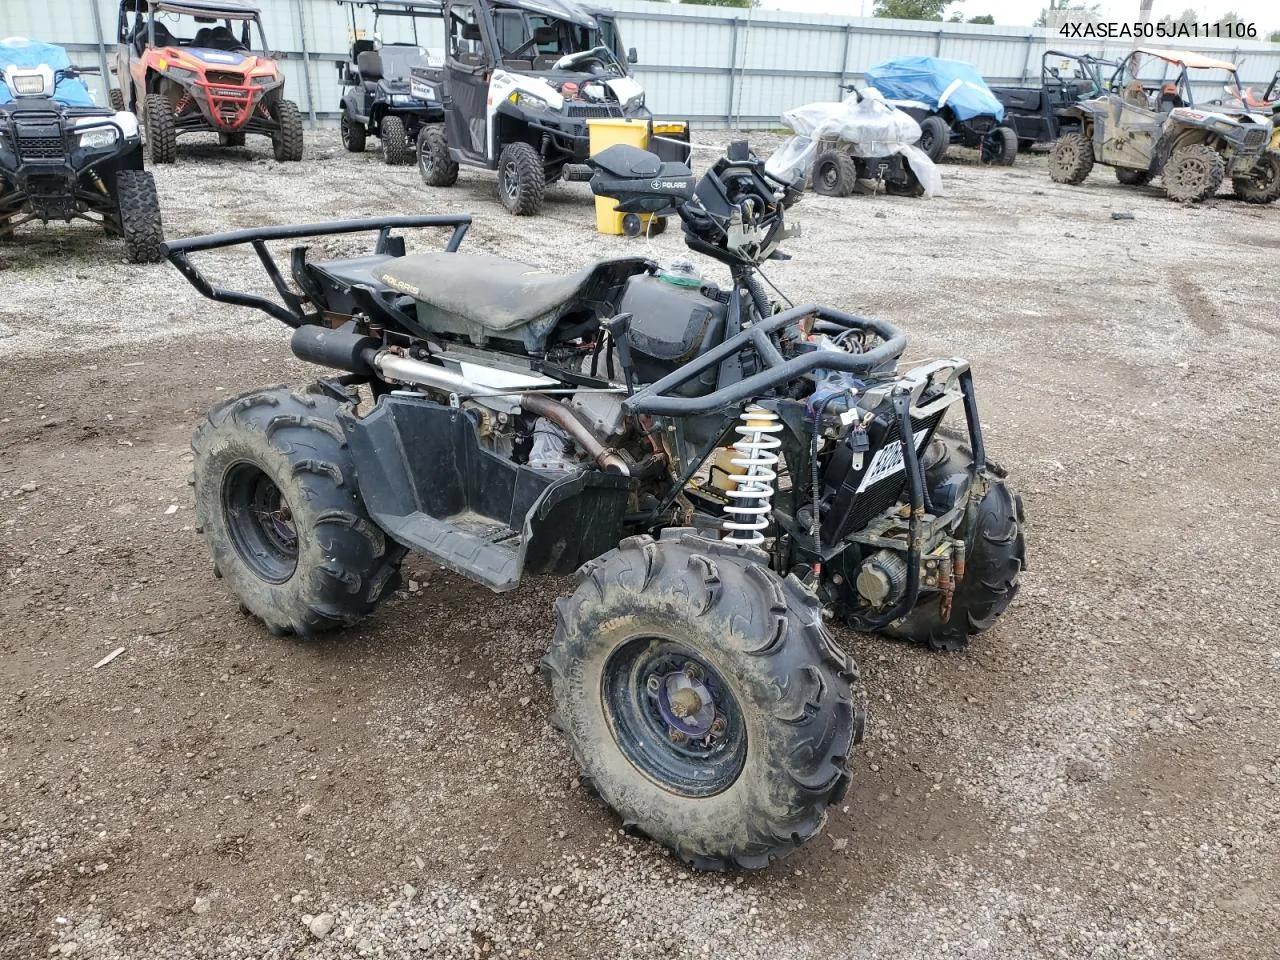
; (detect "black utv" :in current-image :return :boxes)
[337,0,446,164]
[991,51,1117,151]
[1,38,163,262]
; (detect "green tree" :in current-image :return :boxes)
[680,0,755,6]
[1269,29,1280,42]
[873,0,960,21]
[1034,1,1100,28]
[969,13,995,23]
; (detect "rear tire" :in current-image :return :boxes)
[1048,130,1093,184]
[381,114,411,165]
[812,149,857,197]
[341,112,366,152]
[544,531,860,870]
[108,88,125,112]
[144,93,176,164]
[416,125,458,187]
[272,99,304,162]
[497,141,545,216]
[1231,150,1280,204]
[218,132,246,148]
[879,438,1025,652]
[191,385,404,636]
[981,125,1018,166]
[917,115,950,162]
[1161,142,1223,202]
[1115,167,1152,186]
[116,170,164,264]
[884,164,924,197]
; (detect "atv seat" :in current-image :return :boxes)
[589,143,692,181]
[375,253,648,348]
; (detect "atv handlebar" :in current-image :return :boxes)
[159,215,472,328]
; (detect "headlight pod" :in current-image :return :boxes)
[77,126,119,150]
[389,94,417,106]
[624,94,645,113]
[509,90,552,112]
[251,74,277,86]
[10,72,48,97]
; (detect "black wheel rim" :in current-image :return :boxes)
[502,160,520,202]
[602,637,747,798]
[341,116,350,147]
[222,462,298,583]
[818,161,838,190]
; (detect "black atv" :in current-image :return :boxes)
[159,141,1025,869]
[336,0,446,165]
[0,40,163,262]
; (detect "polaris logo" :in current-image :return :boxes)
[855,428,930,493]
[652,178,690,190]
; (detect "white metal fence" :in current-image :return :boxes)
[6,0,1280,126]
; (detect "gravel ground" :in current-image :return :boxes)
[1,130,1278,960]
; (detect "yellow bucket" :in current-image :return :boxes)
[588,118,654,235]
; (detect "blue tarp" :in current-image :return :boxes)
[864,56,1004,122]
[0,38,95,107]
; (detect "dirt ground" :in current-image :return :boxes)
[1,130,1278,960]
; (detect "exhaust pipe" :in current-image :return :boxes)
[517,392,630,476]
[289,327,629,476]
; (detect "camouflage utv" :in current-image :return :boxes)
[1050,47,1279,204]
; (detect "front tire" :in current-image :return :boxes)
[381,114,411,165]
[917,115,950,162]
[497,141,545,215]
[116,170,164,264]
[192,386,404,636]
[416,125,458,186]
[981,125,1018,166]
[341,112,366,153]
[1231,150,1280,204]
[218,132,246,148]
[1049,130,1093,184]
[1161,142,1223,202]
[108,88,126,112]
[272,99,305,162]
[544,531,860,870]
[144,93,176,164]
[880,437,1025,652]
[812,149,857,197]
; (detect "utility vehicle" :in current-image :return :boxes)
[990,51,1117,151]
[1050,47,1279,204]
[110,0,304,162]
[1,37,164,262]
[161,141,1024,869]
[411,0,651,215]
[864,56,1018,166]
[336,0,446,164]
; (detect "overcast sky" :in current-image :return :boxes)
[757,0,1280,33]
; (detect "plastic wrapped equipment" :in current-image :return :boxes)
[766,90,942,197]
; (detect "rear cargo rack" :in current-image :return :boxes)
[159,215,472,328]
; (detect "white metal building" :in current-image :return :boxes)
[5,0,1278,125]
